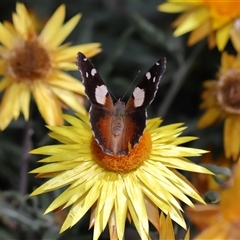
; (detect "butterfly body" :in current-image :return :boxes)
[77,52,166,156]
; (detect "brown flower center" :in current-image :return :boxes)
[91,130,152,173]
[217,69,240,114]
[5,38,52,82]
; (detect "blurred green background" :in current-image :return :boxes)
[0,1,224,239]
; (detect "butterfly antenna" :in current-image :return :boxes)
[109,88,117,101]
[121,70,141,101]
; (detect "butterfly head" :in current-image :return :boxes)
[113,99,126,117]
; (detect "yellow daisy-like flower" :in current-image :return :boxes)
[30,113,211,240]
[0,3,101,130]
[158,0,240,51]
[198,51,240,160]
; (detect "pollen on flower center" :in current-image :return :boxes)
[217,69,240,114]
[6,38,52,81]
[91,131,152,173]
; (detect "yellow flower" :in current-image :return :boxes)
[186,162,240,239]
[158,0,240,51]
[30,113,211,240]
[198,51,240,160]
[0,3,101,130]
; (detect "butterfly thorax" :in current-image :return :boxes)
[112,100,125,136]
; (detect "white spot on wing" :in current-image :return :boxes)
[153,77,156,82]
[146,72,151,80]
[91,68,97,76]
[156,62,160,66]
[95,85,108,105]
[133,87,145,107]
[83,57,87,61]
[86,72,89,78]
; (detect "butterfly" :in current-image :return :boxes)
[76,52,166,156]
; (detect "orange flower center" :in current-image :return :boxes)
[5,38,52,82]
[217,69,240,114]
[91,130,152,173]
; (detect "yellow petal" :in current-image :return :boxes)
[19,83,30,120]
[63,114,91,130]
[198,107,222,128]
[0,59,6,75]
[32,81,63,126]
[216,22,232,51]
[93,177,116,240]
[54,43,102,62]
[0,22,14,48]
[48,14,81,48]
[108,211,119,240]
[0,76,14,91]
[159,213,175,240]
[9,84,21,120]
[13,3,34,38]
[184,229,190,240]
[207,32,217,49]
[158,2,200,13]
[60,180,101,232]
[124,174,149,239]
[2,21,17,36]
[221,51,235,70]
[51,86,86,114]
[224,116,240,160]
[56,62,79,70]
[174,7,209,37]
[48,71,85,94]
[0,83,21,129]
[40,5,65,44]
[187,20,211,46]
[114,180,128,240]
[146,118,162,130]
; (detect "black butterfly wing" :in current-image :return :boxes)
[126,57,166,111]
[76,52,114,111]
[76,52,115,154]
[125,57,166,150]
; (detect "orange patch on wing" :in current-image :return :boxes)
[97,115,113,153]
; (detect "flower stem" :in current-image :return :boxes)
[19,119,33,196]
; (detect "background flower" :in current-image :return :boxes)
[0,3,101,130]
[198,51,240,160]
[158,0,240,51]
